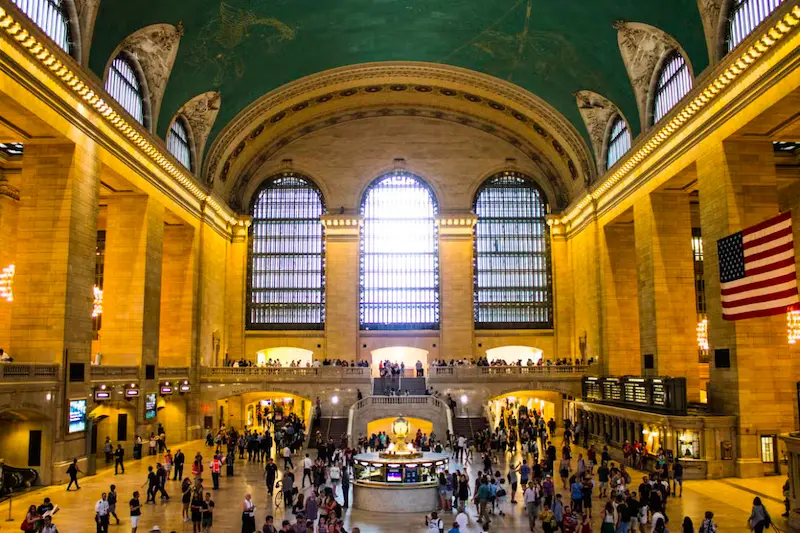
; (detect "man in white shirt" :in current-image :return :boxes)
[95,492,110,533]
[302,454,313,487]
[456,436,467,462]
[416,360,424,377]
[282,446,293,469]
[523,481,539,532]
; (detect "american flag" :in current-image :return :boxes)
[718,211,798,320]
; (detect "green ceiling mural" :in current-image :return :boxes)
[89,0,708,156]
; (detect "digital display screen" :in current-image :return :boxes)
[145,393,157,419]
[404,465,419,483]
[386,468,402,482]
[68,399,86,433]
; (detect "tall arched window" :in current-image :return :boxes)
[167,117,192,170]
[606,116,631,169]
[106,55,146,126]
[12,0,72,54]
[652,51,692,124]
[474,172,552,328]
[248,174,325,329]
[360,171,439,330]
[727,0,784,51]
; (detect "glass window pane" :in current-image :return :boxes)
[606,116,631,168]
[473,171,552,328]
[105,56,145,126]
[727,0,784,51]
[360,172,439,330]
[653,52,692,124]
[12,0,71,54]
[167,118,192,170]
[247,174,326,329]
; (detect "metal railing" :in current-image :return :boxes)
[89,365,139,380]
[0,363,59,381]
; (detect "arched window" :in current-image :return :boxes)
[167,117,192,170]
[652,51,692,124]
[12,0,71,54]
[105,55,146,126]
[606,116,631,169]
[360,171,439,330]
[247,174,325,329]
[727,0,784,51]
[474,172,551,328]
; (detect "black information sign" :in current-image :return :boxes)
[582,377,686,415]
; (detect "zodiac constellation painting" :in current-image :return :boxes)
[187,1,296,86]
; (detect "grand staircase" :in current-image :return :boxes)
[452,416,489,440]
[372,376,427,395]
[316,417,349,446]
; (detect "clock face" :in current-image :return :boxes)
[393,417,409,437]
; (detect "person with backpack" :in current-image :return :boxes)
[749,497,771,533]
[698,511,716,533]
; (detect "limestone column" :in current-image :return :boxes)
[438,214,477,361]
[548,216,574,360]
[634,192,700,398]
[322,215,361,361]
[11,142,99,363]
[224,219,249,363]
[601,223,640,376]
[101,194,164,369]
[697,139,788,477]
[159,223,197,367]
[0,170,20,350]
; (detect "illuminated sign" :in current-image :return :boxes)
[179,384,190,392]
[68,399,86,433]
[125,388,139,398]
[144,393,157,419]
[160,386,173,395]
[94,391,110,400]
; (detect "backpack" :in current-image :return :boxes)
[333,502,342,519]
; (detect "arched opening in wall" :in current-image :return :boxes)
[366,416,433,442]
[485,346,543,366]
[214,391,313,437]
[487,390,564,430]
[255,347,314,367]
[0,409,51,488]
[88,402,137,462]
[370,346,429,377]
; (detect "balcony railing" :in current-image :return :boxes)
[428,364,590,380]
[159,367,190,378]
[90,365,139,380]
[353,394,447,411]
[0,363,60,381]
[201,366,370,382]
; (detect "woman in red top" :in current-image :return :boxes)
[562,506,579,533]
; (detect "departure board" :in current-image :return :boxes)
[582,377,686,415]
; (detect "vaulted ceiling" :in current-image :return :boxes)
[88,0,710,152]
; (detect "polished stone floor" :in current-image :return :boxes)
[0,436,790,533]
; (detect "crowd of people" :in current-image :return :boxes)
[430,357,596,367]
[222,358,370,368]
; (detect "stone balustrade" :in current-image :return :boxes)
[200,365,371,383]
[0,363,60,381]
[427,364,590,380]
[89,365,140,380]
[159,367,190,378]
[353,394,447,411]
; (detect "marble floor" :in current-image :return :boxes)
[0,437,790,533]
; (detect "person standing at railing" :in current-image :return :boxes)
[0,348,12,362]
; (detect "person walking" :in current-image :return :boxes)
[508,462,519,504]
[302,454,313,487]
[282,445,294,469]
[202,492,215,532]
[94,492,110,533]
[264,458,278,496]
[341,466,351,508]
[523,481,539,532]
[143,466,158,504]
[66,458,81,491]
[173,449,185,481]
[156,463,170,500]
[114,445,125,474]
[181,478,192,522]
[108,484,120,525]
[104,438,113,464]
[129,491,142,533]
[749,497,771,533]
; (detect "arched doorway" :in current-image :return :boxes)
[370,346,429,377]
[485,345,543,365]
[487,390,564,429]
[255,347,314,367]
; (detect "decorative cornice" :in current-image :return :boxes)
[437,213,478,238]
[321,214,362,238]
[0,3,238,228]
[0,182,19,200]
[228,104,568,211]
[562,5,800,230]
[204,62,596,197]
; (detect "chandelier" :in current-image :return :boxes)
[788,307,800,345]
[0,264,14,302]
[92,285,103,317]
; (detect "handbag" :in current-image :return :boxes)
[20,519,34,531]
